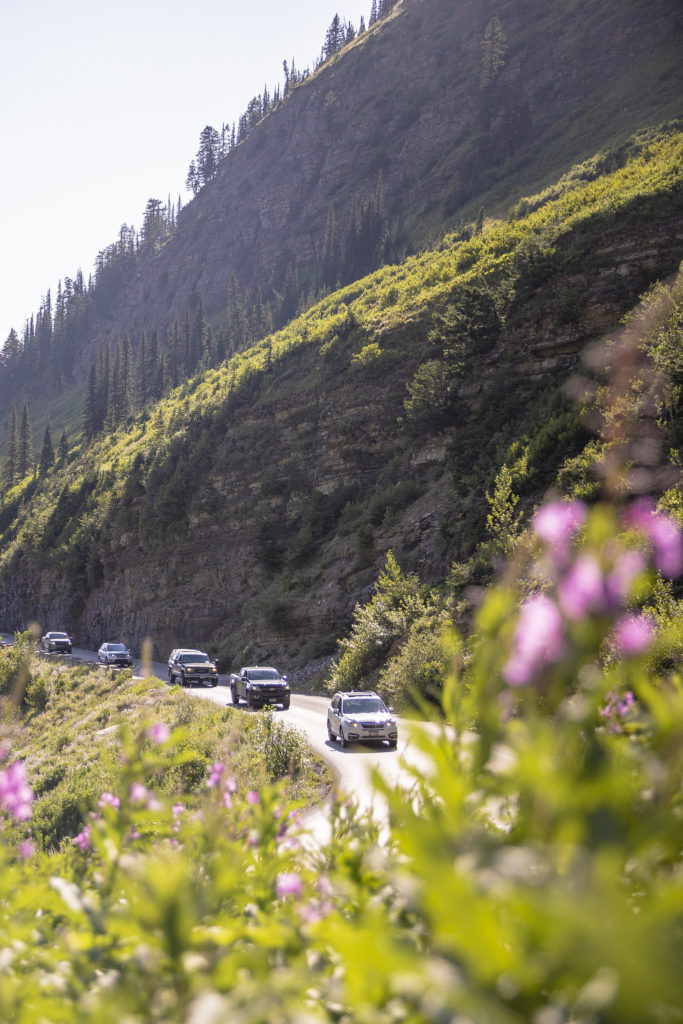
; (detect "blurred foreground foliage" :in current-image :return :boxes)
[0,491,682,1022]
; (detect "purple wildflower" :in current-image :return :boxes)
[625,498,683,578]
[558,554,605,620]
[129,782,161,810]
[605,549,646,607]
[0,760,33,821]
[98,792,121,811]
[148,723,170,744]
[206,763,225,789]
[614,613,655,656]
[533,500,586,556]
[275,872,303,898]
[503,593,564,687]
[20,839,35,859]
[246,790,260,805]
[73,827,91,851]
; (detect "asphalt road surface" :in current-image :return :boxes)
[4,636,433,843]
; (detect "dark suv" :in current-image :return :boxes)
[40,631,72,655]
[230,666,290,709]
[167,649,219,687]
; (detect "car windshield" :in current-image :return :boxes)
[342,698,386,714]
[50,633,69,640]
[182,652,210,663]
[249,669,280,680]
[107,644,127,652]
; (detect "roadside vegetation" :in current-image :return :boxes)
[1,455,682,1021]
[0,647,328,854]
[0,124,681,667]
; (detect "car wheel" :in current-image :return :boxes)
[389,740,397,750]
[211,681,217,687]
[327,721,334,741]
[339,727,347,749]
[282,701,290,710]
[231,686,238,704]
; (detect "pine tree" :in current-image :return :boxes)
[369,0,378,25]
[83,363,98,439]
[186,160,200,196]
[196,125,221,186]
[226,273,247,354]
[58,428,69,466]
[4,406,17,489]
[136,331,147,409]
[18,401,33,479]
[480,17,507,88]
[321,203,340,287]
[39,422,55,476]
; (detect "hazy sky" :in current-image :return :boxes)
[0,0,364,340]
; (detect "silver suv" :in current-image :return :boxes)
[327,691,398,749]
[168,649,219,688]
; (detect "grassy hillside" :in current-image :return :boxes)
[1,0,681,453]
[0,125,681,670]
[2,638,329,853]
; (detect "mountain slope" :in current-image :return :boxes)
[1,128,681,667]
[1,0,681,455]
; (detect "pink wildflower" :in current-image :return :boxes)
[20,839,35,858]
[605,549,646,607]
[625,498,683,578]
[98,792,120,810]
[222,790,233,809]
[206,763,225,789]
[557,554,605,620]
[0,760,33,821]
[148,723,170,744]
[73,827,91,851]
[275,872,303,898]
[614,613,655,656]
[503,593,564,687]
[130,782,148,804]
[172,802,185,819]
[246,790,260,805]
[533,500,586,554]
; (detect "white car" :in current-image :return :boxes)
[98,642,133,668]
[327,690,398,749]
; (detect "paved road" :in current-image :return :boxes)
[3,635,431,841]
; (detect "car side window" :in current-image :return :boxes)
[332,697,340,710]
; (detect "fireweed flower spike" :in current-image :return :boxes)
[533,500,587,560]
[98,792,121,811]
[625,498,683,578]
[614,613,656,656]
[557,553,605,620]
[0,760,33,821]
[206,763,225,789]
[503,593,564,687]
[275,872,303,898]
[148,723,170,744]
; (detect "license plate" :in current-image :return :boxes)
[367,731,382,737]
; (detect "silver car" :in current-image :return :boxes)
[98,642,133,668]
[327,691,398,749]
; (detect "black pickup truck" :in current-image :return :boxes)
[230,666,290,709]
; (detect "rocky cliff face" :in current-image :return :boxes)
[5,190,682,670]
[87,0,682,347]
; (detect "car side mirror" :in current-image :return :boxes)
[283,674,288,681]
